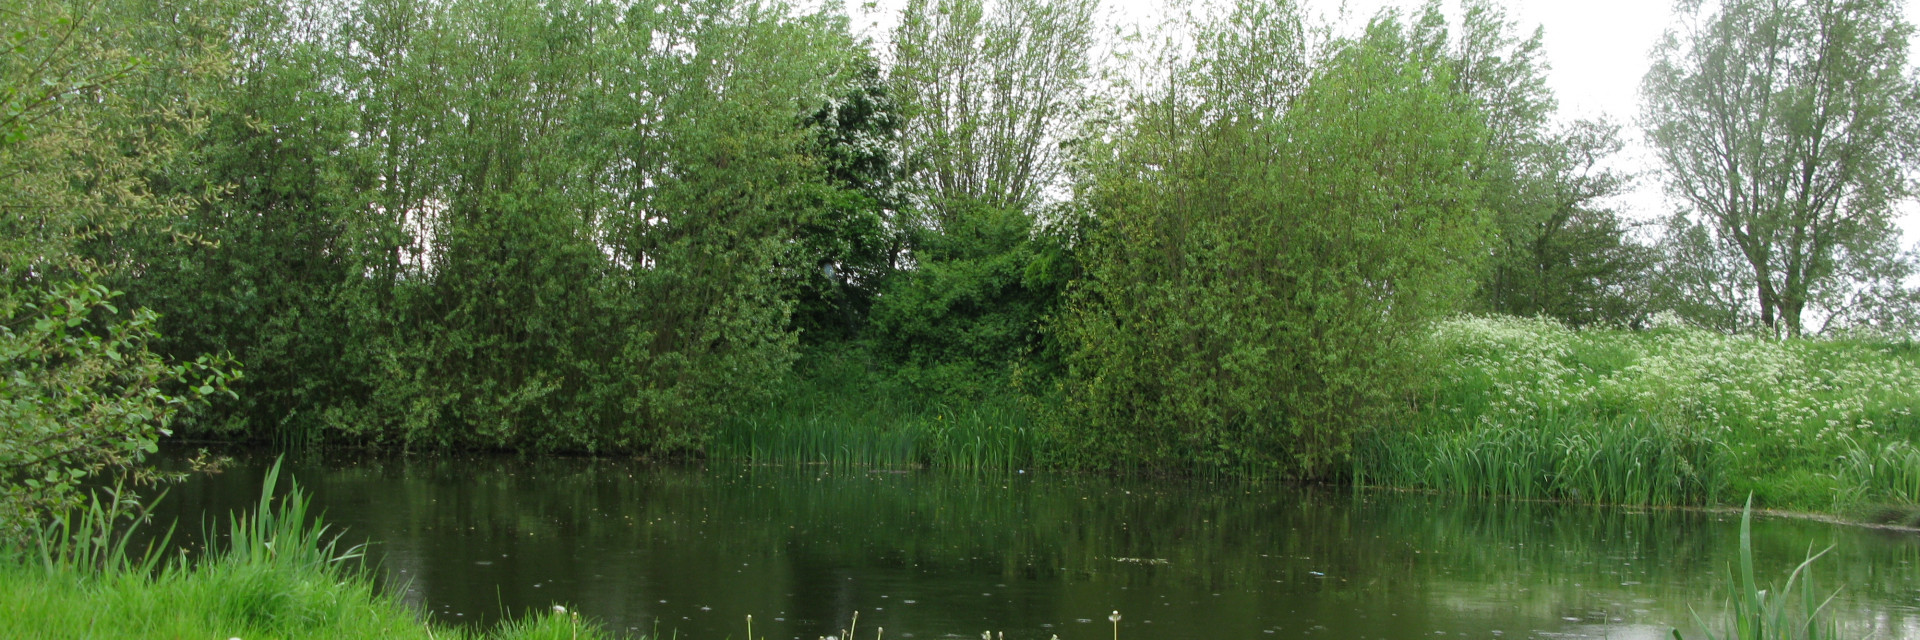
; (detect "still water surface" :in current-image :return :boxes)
[148,452,1920,639]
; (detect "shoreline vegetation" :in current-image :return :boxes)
[165,313,1920,524]
[714,315,1920,522]
[1361,316,1920,519]
[2,0,1916,635]
[0,461,1856,640]
[5,0,1917,518]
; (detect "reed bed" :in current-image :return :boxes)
[1834,440,1920,510]
[711,353,1045,472]
[1358,415,1726,505]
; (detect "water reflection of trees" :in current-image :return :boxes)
[146,453,1920,639]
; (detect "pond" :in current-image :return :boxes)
[145,452,1920,640]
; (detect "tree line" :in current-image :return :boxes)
[4,0,1918,508]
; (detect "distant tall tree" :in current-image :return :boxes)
[380,0,858,450]
[790,64,907,344]
[1643,0,1920,337]
[1803,236,1920,334]
[106,0,866,452]
[1480,119,1650,326]
[123,0,387,442]
[1646,212,1759,332]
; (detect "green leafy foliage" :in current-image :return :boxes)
[789,64,908,345]
[0,0,239,535]
[862,0,1097,399]
[0,284,235,535]
[1053,4,1490,477]
[13,0,1918,494]
[121,0,866,453]
[867,202,1077,397]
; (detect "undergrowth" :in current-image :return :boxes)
[710,349,1045,472]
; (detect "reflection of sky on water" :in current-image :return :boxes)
[144,451,1920,640]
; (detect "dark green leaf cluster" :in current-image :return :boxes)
[109,0,879,453]
[1053,4,1490,477]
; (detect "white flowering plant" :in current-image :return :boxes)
[1359,315,1920,509]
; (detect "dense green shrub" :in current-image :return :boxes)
[867,203,1077,398]
[122,0,867,453]
[1052,7,1489,477]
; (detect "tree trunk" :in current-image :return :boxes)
[1756,276,1778,336]
[1778,291,1804,339]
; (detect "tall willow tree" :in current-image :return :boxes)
[867,0,1097,394]
[1643,0,1920,337]
[581,0,863,450]
[890,0,1095,223]
[1055,2,1488,475]
[365,0,862,451]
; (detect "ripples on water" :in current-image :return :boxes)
[145,451,1920,639]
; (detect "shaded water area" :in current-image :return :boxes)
[145,451,1920,639]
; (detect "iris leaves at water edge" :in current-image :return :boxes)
[1674,497,1840,640]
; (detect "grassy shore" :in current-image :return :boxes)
[1355,316,1920,515]
[0,465,612,640]
[715,316,1920,520]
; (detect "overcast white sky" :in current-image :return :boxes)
[850,0,1920,246]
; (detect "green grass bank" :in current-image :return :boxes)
[0,466,612,640]
[1354,316,1920,515]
